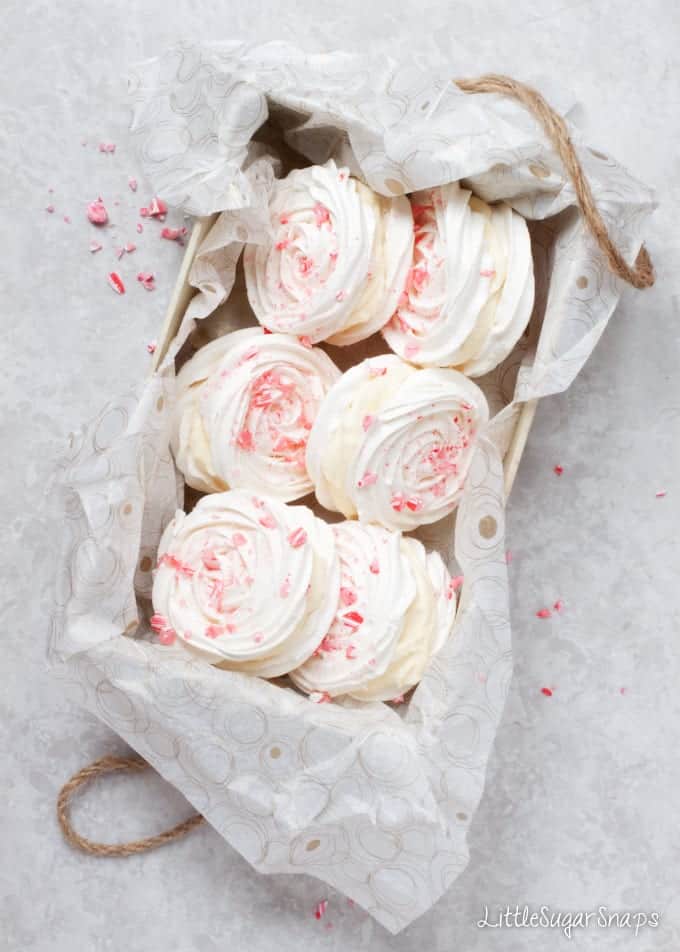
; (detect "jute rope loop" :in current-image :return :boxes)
[57,756,204,856]
[454,74,655,289]
[57,72,655,861]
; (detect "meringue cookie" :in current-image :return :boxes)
[305,355,489,531]
[288,521,416,697]
[244,160,413,344]
[151,491,339,677]
[349,538,457,702]
[171,328,341,500]
[290,524,457,701]
[383,182,534,376]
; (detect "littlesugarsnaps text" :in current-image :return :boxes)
[477,905,660,939]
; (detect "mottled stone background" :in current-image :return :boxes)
[2,1,679,950]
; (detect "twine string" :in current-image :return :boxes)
[454,73,654,289]
[57,72,655,860]
[57,756,204,856]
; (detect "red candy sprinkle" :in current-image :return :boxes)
[98,142,116,153]
[150,614,168,632]
[369,558,380,574]
[89,240,103,253]
[345,644,358,660]
[235,428,254,451]
[362,414,374,431]
[554,465,564,476]
[46,204,55,213]
[158,629,176,646]
[553,599,564,612]
[137,271,155,291]
[656,489,667,498]
[343,611,364,631]
[107,272,125,294]
[309,691,331,704]
[314,900,328,920]
[146,341,157,355]
[287,527,308,548]
[86,198,108,225]
[160,226,188,242]
[128,177,138,192]
[340,587,357,606]
[541,687,553,697]
[140,197,167,218]
[357,471,378,488]
[536,608,552,619]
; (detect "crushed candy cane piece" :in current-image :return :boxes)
[259,513,277,529]
[369,558,380,574]
[160,226,188,242]
[146,341,157,355]
[140,197,167,218]
[287,527,308,548]
[125,243,136,253]
[536,608,552,619]
[553,599,564,612]
[299,335,313,349]
[128,177,138,192]
[115,246,126,260]
[150,614,168,632]
[340,587,357,606]
[98,142,116,153]
[107,272,125,295]
[391,694,405,705]
[137,271,155,291]
[309,692,331,704]
[86,198,108,225]
[158,629,176,646]
[448,575,464,598]
[541,687,553,697]
[505,550,513,564]
[46,204,55,213]
[345,644,358,660]
[362,414,374,431]
[554,464,564,476]
[89,240,103,253]
[357,471,378,488]
[232,533,247,547]
[343,611,364,631]
[136,222,143,234]
[63,215,71,223]
[655,489,667,498]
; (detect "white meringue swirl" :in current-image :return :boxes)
[290,524,457,701]
[244,160,413,344]
[383,182,534,376]
[151,491,339,677]
[306,355,489,531]
[171,328,341,500]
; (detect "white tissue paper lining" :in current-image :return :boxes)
[49,41,655,933]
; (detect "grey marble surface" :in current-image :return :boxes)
[2,1,679,949]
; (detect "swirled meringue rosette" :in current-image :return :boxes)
[383,182,535,376]
[305,355,489,531]
[290,523,457,701]
[171,328,341,500]
[243,160,413,345]
[151,491,339,677]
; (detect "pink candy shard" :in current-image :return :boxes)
[235,428,255,451]
[254,633,264,644]
[202,551,220,571]
[656,489,667,498]
[205,624,226,639]
[309,692,331,704]
[342,611,364,631]
[447,575,464,599]
[87,198,108,225]
[146,341,157,355]
[299,335,313,349]
[480,268,496,278]
[125,242,136,253]
[553,599,564,612]
[339,587,357,607]
[160,226,188,242]
[46,204,55,213]
[150,613,168,632]
[357,471,378,488]
[158,629,176,646]
[128,177,138,192]
[136,222,143,234]
[98,142,116,153]
[536,608,552,619]
[89,240,103,253]
[140,196,167,218]
[362,414,374,432]
[368,365,387,378]
[137,271,155,291]
[369,559,380,575]
[280,576,291,598]
[107,272,125,295]
[313,202,331,228]
[232,532,247,547]
[345,644,358,660]
[554,464,564,476]
[287,527,308,548]
[405,496,423,512]
[259,513,277,529]
[314,899,329,920]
